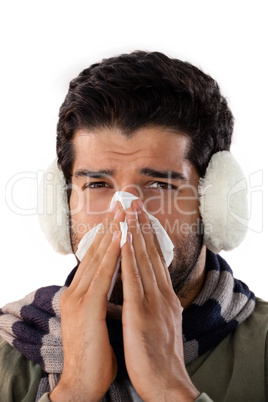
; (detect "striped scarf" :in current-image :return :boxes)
[0,250,255,401]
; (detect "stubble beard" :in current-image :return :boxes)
[109,231,204,305]
[70,224,204,306]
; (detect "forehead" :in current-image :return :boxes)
[72,127,191,171]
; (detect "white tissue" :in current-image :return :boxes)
[76,191,174,299]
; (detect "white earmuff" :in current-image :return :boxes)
[38,151,249,256]
[38,160,72,254]
[198,151,248,254]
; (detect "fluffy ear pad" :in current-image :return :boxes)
[38,160,72,254]
[38,152,249,256]
[199,151,249,254]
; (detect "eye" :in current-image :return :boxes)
[84,181,110,189]
[147,181,178,190]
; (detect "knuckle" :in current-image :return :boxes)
[60,292,73,313]
[121,243,134,259]
[89,252,102,266]
[83,242,97,259]
[109,220,120,233]
[92,266,111,285]
[60,288,69,305]
[106,243,116,255]
[88,243,96,255]
[93,268,106,282]
[139,250,150,262]
[148,244,159,258]
[128,273,143,291]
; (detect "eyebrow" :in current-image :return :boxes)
[139,167,188,182]
[74,167,187,181]
[74,169,115,179]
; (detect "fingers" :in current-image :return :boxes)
[121,233,145,302]
[134,202,172,287]
[85,231,122,316]
[70,203,125,297]
[125,207,158,293]
[121,200,172,298]
[71,218,110,287]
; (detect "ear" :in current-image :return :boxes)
[37,160,72,254]
[199,151,249,254]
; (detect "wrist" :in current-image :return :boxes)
[49,384,101,402]
[49,385,77,402]
[162,387,200,402]
[145,381,200,402]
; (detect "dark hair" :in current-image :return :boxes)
[57,50,233,184]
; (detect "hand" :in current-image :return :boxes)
[50,204,125,402]
[120,201,200,402]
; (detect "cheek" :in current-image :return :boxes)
[70,187,112,215]
[174,198,201,223]
[148,195,201,243]
[69,189,112,238]
[156,212,202,247]
[143,190,200,221]
[143,184,200,215]
[174,185,200,218]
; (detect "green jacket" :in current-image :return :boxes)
[0,298,267,401]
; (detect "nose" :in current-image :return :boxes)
[110,189,143,213]
[119,184,143,200]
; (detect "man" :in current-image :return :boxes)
[0,51,267,401]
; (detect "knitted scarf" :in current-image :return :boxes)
[0,250,255,401]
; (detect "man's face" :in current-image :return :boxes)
[70,127,204,303]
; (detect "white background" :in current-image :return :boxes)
[0,0,267,306]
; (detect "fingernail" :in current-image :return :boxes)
[137,199,144,210]
[114,208,122,219]
[97,223,105,234]
[132,208,138,219]
[127,232,132,244]
[110,200,118,212]
[112,231,120,240]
